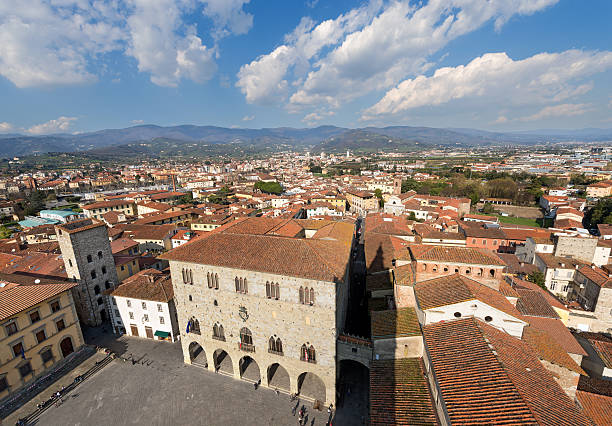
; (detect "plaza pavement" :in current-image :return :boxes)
[29,331,366,425]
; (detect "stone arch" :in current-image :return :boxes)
[239,356,261,382]
[297,371,326,403]
[59,336,75,358]
[338,359,370,406]
[189,342,207,367]
[267,363,290,392]
[213,349,233,376]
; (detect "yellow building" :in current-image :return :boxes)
[310,195,347,211]
[0,274,83,398]
[586,180,612,198]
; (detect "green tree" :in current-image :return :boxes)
[527,270,546,290]
[584,197,612,228]
[401,178,421,193]
[0,226,11,239]
[254,181,283,195]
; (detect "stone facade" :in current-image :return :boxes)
[555,236,598,264]
[170,260,347,404]
[413,260,503,290]
[56,220,120,326]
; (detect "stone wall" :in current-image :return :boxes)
[170,260,341,404]
[555,236,597,264]
[414,260,503,290]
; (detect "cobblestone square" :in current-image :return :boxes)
[29,333,366,426]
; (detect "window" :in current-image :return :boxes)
[19,362,32,378]
[454,312,462,318]
[68,259,73,267]
[489,269,495,278]
[482,240,486,245]
[105,281,111,290]
[12,342,24,358]
[189,295,193,302]
[157,304,163,312]
[142,302,147,310]
[550,282,556,291]
[266,281,271,298]
[214,274,219,290]
[87,254,92,263]
[309,288,315,305]
[235,277,248,294]
[299,287,304,304]
[91,270,97,279]
[114,310,120,316]
[182,268,193,285]
[35,329,46,343]
[101,266,107,275]
[41,348,53,363]
[56,319,65,331]
[97,297,103,306]
[189,318,200,335]
[207,272,212,288]
[94,285,100,295]
[213,323,225,341]
[5,321,17,336]
[0,376,8,392]
[300,344,316,363]
[29,311,41,324]
[266,282,279,299]
[159,316,165,324]
[50,300,60,313]
[121,266,125,271]
[240,327,253,346]
[127,300,132,307]
[472,239,476,244]
[268,336,283,354]
[493,240,497,246]
[129,312,134,320]
[143,314,149,322]
[484,316,493,322]
[98,251,103,259]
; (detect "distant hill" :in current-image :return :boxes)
[1,124,611,158]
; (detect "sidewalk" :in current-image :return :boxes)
[3,348,108,425]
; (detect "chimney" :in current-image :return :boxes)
[148,275,155,284]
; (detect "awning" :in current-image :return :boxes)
[154,330,170,338]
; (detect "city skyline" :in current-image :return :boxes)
[1,0,611,135]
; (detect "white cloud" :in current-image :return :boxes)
[0,122,13,132]
[242,115,255,121]
[494,116,508,124]
[131,119,145,124]
[236,1,382,104]
[237,0,557,111]
[518,103,593,122]
[302,110,335,125]
[202,0,253,39]
[27,116,77,134]
[363,50,612,120]
[0,0,251,88]
[126,0,216,87]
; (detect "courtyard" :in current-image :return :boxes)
[22,331,367,425]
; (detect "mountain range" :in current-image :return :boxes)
[1,124,611,159]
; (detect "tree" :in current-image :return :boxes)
[254,181,283,195]
[401,178,420,193]
[0,226,11,239]
[527,270,546,290]
[583,197,612,228]
[309,163,322,174]
[373,189,384,207]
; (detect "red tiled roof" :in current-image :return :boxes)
[407,244,506,266]
[111,269,173,302]
[522,326,585,375]
[370,358,438,425]
[590,339,612,369]
[516,289,559,318]
[0,273,76,321]
[415,274,523,319]
[576,391,612,426]
[524,316,587,356]
[371,308,421,339]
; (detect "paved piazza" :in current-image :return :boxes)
[32,333,366,425]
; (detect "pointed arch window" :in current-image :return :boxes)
[300,344,316,363]
[214,273,219,290]
[213,323,225,341]
[268,336,283,355]
[299,287,304,304]
[207,272,212,288]
[235,277,248,294]
[188,317,200,335]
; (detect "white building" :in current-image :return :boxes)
[108,269,179,342]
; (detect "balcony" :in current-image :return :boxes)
[238,342,255,353]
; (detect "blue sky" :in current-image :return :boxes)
[0,0,611,135]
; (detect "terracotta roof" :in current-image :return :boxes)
[159,227,352,283]
[370,358,438,425]
[407,244,506,266]
[590,339,612,369]
[510,277,568,311]
[0,273,77,321]
[498,253,539,276]
[364,232,409,274]
[522,326,585,375]
[56,218,105,234]
[82,199,134,210]
[366,270,394,292]
[117,224,177,241]
[578,374,612,397]
[524,316,587,356]
[415,274,523,319]
[110,237,139,254]
[423,319,538,425]
[576,391,612,426]
[111,269,173,302]
[498,279,520,298]
[577,265,611,287]
[371,308,421,339]
[516,289,559,318]
[535,253,586,270]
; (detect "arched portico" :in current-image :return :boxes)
[297,371,326,403]
[267,363,290,392]
[239,356,261,382]
[214,349,233,376]
[189,342,207,368]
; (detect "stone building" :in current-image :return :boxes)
[56,218,120,326]
[160,218,355,404]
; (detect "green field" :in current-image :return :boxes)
[495,215,541,227]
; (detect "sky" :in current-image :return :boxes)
[0,0,611,135]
